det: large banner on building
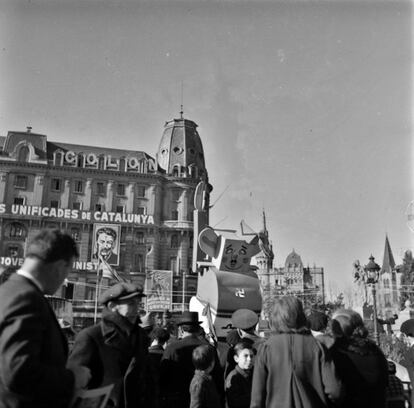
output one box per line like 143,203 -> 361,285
92,223 -> 121,266
145,270 -> 172,312
0,204 -> 154,225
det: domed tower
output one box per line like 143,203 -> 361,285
284,250 -> 304,292
157,113 -> 207,180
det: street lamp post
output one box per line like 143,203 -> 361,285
364,255 -> 381,345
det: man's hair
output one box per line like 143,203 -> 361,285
192,344 -> 215,370
233,341 -> 254,356
96,227 -> 117,241
25,229 -> 79,263
270,296 -> 308,334
149,327 -> 170,344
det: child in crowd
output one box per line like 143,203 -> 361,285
225,341 -> 255,408
189,344 -> 222,408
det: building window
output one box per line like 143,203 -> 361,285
97,182 -> 105,196
50,200 -> 59,208
14,175 -> 27,189
95,203 -> 103,212
18,146 -> 30,162
171,234 -> 179,249
117,184 -> 125,196
116,205 -> 125,213
171,210 -> 178,220
13,197 -> 25,205
62,282 -> 74,300
51,178 -> 61,191
137,186 -> 146,198
74,180 -> 83,193
137,206 -> 146,215
134,253 -> 144,272
70,227 -> 80,242
384,279 -> 390,289
73,202 -> 82,210
135,232 -> 144,244
170,256 -> 178,275
172,190 -> 180,201
8,222 -> 26,239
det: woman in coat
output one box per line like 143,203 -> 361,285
250,296 -> 343,408
330,309 -> 388,408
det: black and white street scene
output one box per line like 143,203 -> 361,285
0,1 -> 413,407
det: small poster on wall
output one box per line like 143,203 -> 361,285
145,270 -> 173,312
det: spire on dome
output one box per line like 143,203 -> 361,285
381,234 -> 395,274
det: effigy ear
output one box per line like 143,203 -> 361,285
247,235 -> 261,257
198,227 -> 220,259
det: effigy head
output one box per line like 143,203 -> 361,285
198,227 -> 260,273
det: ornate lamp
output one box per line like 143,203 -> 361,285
364,255 -> 381,344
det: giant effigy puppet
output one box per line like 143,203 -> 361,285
189,226 -> 263,339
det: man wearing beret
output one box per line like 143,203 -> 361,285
160,311 -> 224,408
68,282 -> 149,408
0,229 -> 91,408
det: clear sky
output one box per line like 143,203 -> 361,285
0,0 -> 412,291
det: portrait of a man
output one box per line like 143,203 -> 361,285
92,224 -> 120,266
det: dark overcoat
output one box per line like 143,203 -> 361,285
0,274 -> 74,408
68,308 -> 149,408
331,338 -> 388,408
160,334 -> 224,408
250,332 -> 343,408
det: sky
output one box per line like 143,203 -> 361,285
0,0 -> 412,292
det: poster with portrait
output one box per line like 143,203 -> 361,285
92,223 -> 121,266
145,270 -> 172,312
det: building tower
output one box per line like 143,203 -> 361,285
378,234 -> 399,316
255,210 -> 274,289
156,113 -> 210,306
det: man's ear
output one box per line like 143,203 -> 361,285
233,353 -> 239,363
107,301 -> 116,311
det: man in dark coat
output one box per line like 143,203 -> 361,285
0,229 -> 91,408
160,311 -> 224,408
68,282 -> 149,408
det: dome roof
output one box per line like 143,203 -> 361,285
157,117 -> 207,178
285,249 -> 303,268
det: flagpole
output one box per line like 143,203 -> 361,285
94,255 -> 102,324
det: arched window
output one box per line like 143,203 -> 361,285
18,146 -> 30,162
172,165 -> 180,177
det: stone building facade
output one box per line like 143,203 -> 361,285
0,115 -> 210,327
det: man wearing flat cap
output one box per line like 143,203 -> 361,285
160,311 -> 224,407
69,282 -> 149,408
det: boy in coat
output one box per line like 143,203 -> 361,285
225,341 -> 254,408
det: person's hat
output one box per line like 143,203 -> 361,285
400,319 -> 414,337
176,311 -> 202,326
231,309 -> 259,330
99,282 -> 146,305
307,311 -> 328,332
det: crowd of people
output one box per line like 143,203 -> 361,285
0,229 -> 412,408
